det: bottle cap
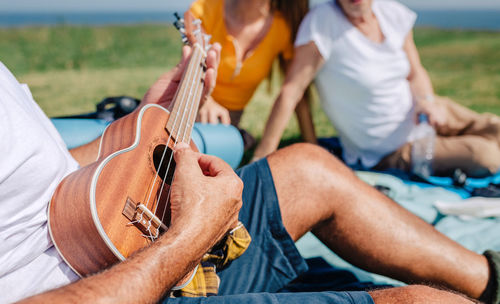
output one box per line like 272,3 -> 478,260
418,113 -> 429,123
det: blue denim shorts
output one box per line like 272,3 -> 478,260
165,159 -> 374,304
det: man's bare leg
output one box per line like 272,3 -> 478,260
267,143 -> 489,299
369,285 -> 476,303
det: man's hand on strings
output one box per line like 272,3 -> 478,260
168,143 -> 243,250
140,43 -> 221,109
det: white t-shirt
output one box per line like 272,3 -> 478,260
0,62 -> 79,303
296,0 -> 417,167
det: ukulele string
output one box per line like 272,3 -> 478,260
143,75 -> 186,212
142,50 -> 201,239
154,50 -> 204,219
143,46 -> 202,212
159,56 -> 205,225
154,47 -> 204,207
147,47 -> 202,214
152,47 -> 205,220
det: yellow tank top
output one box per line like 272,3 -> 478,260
189,0 -> 294,111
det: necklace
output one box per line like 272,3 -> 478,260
225,0 -> 273,78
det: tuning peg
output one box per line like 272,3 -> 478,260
173,13 -> 185,30
192,19 -> 202,44
174,12 -> 185,25
173,20 -> 184,32
173,12 -> 189,44
174,26 -> 188,44
203,34 -> 212,44
203,34 -> 212,52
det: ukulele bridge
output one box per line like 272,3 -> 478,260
122,198 -> 168,239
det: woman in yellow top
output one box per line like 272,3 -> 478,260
185,0 -> 314,145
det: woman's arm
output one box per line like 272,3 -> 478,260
252,41 -> 325,161
404,31 -> 446,127
295,94 -> 317,144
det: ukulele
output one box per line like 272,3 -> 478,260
48,16 -> 210,285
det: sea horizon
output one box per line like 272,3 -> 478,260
0,9 -> 499,31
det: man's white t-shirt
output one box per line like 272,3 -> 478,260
0,62 -> 79,303
296,0 -> 417,167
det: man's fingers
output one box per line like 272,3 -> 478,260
174,142 -> 190,150
171,45 -> 192,82
155,44 -> 191,82
183,11 -> 196,44
206,43 -> 221,70
181,45 -> 192,63
214,43 -> 222,66
202,68 -> 216,100
197,153 -> 234,177
160,45 -> 192,86
173,143 -> 203,178
201,43 -> 221,101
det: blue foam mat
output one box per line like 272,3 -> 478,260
50,118 -> 244,169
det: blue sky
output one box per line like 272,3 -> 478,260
1,0 -> 500,12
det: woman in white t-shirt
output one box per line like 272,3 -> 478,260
252,0 -> 500,177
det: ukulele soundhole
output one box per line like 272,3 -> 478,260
152,144 -> 176,185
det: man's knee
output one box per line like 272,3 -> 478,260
369,285 -> 475,304
470,142 -> 500,176
436,138 -> 500,177
271,143 -> 345,170
268,143 -> 360,184
267,143 -> 359,199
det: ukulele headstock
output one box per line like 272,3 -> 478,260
173,12 -> 212,53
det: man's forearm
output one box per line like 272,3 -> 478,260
69,136 -> 102,167
20,226 -> 208,304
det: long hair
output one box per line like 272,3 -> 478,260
269,0 -> 313,115
268,0 -> 309,76
271,0 -> 310,43
270,0 -> 315,140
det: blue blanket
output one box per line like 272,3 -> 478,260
296,170 -> 500,286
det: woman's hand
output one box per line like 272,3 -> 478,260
415,96 -> 447,128
197,96 -> 231,125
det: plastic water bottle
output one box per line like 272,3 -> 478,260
411,113 -> 435,178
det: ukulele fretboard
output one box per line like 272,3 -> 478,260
166,43 -> 207,144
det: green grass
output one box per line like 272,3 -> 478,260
413,28 -> 500,112
1,24 -> 499,148
0,25 -> 182,115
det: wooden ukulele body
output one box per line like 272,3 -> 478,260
49,104 -> 196,277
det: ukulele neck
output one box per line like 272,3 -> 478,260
166,43 -> 207,144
